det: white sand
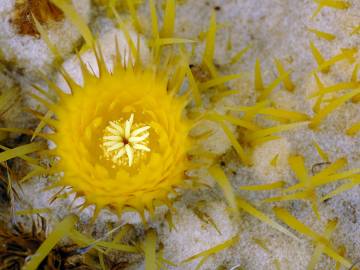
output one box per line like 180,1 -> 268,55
0,0 -> 359,269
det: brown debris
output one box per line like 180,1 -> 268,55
190,64 -> 212,83
11,0 -> 64,37
0,162 -> 21,207
0,217 -> 90,270
0,166 -> 12,206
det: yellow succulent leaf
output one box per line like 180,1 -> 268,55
182,235 -> 239,264
308,28 -> 336,41
254,59 -> 264,92
23,215 -> 78,270
51,0 -> 94,47
0,142 -> 44,163
346,121 -> 360,136
310,88 -> 360,129
239,180 -> 285,191
273,207 -> 328,244
238,197 -> 298,240
209,165 -> 238,211
313,140 -> 329,162
248,122 -> 309,141
274,59 -> 295,92
203,11 -> 217,65
160,0 -> 176,38
144,229 -> 157,270
288,155 -> 309,183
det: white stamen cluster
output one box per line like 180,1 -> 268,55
101,113 -> 151,167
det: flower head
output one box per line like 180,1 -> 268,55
11,0 -> 217,221
36,44 -> 195,218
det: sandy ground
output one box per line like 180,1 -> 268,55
0,0 -> 359,269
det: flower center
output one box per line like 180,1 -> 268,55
101,113 -> 151,167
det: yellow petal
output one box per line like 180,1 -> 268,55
107,142 -> 125,152
131,126 -> 151,137
125,144 -> 134,166
129,133 -> 149,143
133,144 -> 151,152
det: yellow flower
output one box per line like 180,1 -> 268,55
5,0 -> 228,222
38,47 -> 194,217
